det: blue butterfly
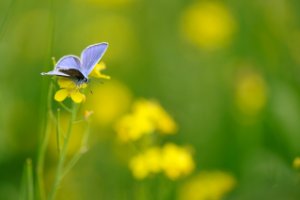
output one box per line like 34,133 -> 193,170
41,42 -> 108,84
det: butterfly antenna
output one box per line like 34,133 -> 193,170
52,57 -> 57,66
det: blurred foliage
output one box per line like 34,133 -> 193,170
1,0 -> 300,199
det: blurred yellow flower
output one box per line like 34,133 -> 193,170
115,99 -> 177,142
84,110 -> 94,120
180,2 -> 236,49
235,70 -> 267,116
117,113 -> 155,141
129,154 -> 149,179
179,171 -> 236,200
89,62 -> 111,80
129,147 -> 161,179
133,100 -> 177,134
54,77 -> 87,103
129,144 -> 194,180
293,157 -> 300,170
143,147 -> 161,173
85,80 -> 132,126
161,143 -> 195,180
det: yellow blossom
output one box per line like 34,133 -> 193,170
54,61 -> 110,104
180,2 -> 236,49
293,157 -> 300,170
116,113 -> 155,142
179,171 -> 236,200
89,62 -> 111,80
115,99 -> 177,142
129,147 -> 162,180
235,70 -> 267,116
143,147 -> 161,173
129,144 -> 194,180
161,143 -> 195,180
129,154 -> 150,179
132,100 -> 177,134
54,77 -> 87,103
84,110 -> 94,120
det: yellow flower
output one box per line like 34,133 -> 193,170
133,100 -> 177,134
115,99 -> 177,142
235,70 -> 267,116
179,171 -> 236,200
161,143 -> 195,180
116,113 -> 155,142
129,144 -> 194,180
128,148 -> 162,180
89,62 -> 110,80
180,2 -> 236,49
84,110 -> 94,120
54,77 -> 87,103
293,157 -> 300,170
143,147 -> 161,173
129,154 -> 149,179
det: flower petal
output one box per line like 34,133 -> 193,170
58,77 -> 76,89
89,62 -> 110,79
70,91 -> 86,103
54,89 -> 69,102
80,83 -> 88,89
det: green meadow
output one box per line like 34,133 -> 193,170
0,0 -> 300,199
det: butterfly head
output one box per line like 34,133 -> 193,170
75,76 -> 89,86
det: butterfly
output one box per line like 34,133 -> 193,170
41,42 -> 108,84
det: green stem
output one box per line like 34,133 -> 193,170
20,162 -> 27,200
58,102 -> 72,113
48,103 -> 78,200
56,109 -> 62,155
36,82 -> 54,200
62,121 -> 91,177
26,158 -> 34,200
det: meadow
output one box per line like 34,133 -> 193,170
0,0 -> 300,199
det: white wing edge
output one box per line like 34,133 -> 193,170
40,70 -> 70,76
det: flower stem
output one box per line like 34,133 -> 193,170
26,158 -> 34,200
20,164 -> 26,200
56,108 -> 62,155
62,120 -> 90,178
36,82 -> 55,200
48,102 -> 78,200
58,102 -> 72,112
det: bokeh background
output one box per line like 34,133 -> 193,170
1,0 -> 300,199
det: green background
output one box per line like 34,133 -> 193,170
1,0 -> 300,199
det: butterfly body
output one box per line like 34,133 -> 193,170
58,68 -> 87,84
41,43 -> 108,84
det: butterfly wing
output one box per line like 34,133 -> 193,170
41,55 -> 81,77
80,43 -> 108,77
55,55 -> 81,70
